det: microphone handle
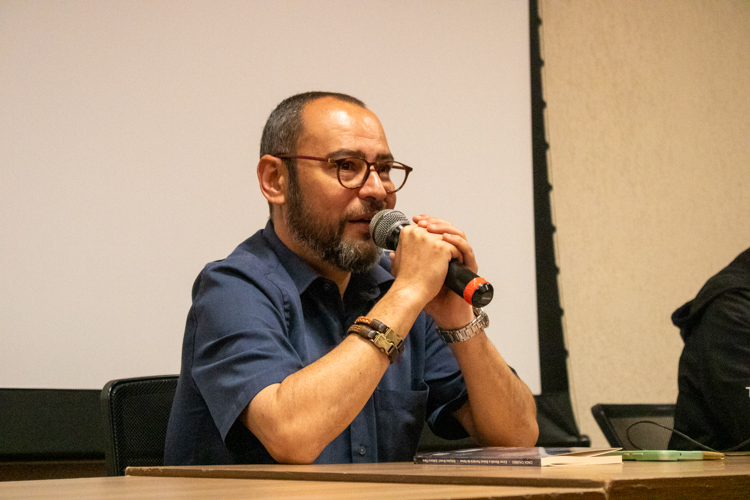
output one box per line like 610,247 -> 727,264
445,259 -> 494,308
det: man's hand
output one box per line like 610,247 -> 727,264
389,214 -> 476,329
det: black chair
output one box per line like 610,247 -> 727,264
591,404 -> 675,450
100,375 -> 178,476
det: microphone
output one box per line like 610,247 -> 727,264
370,209 -> 494,307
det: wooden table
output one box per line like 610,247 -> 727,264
0,475 -> 604,500
126,457 -> 750,499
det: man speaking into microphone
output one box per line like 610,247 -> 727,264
165,91 -> 538,465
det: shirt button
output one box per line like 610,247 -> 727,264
358,445 -> 367,456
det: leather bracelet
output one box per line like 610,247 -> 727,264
436,307 -> 489,343
355,317 -> 390,335
349,317 -> 404,363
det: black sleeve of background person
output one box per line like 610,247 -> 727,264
703,289 -> 750,448
672,289 -> 750,451
670,289 -> 750,451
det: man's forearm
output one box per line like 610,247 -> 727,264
242,283 -> 427,463
243,333 -> 389,463
451,331 -> 539,447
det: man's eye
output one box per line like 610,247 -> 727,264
338,160 -> 357,171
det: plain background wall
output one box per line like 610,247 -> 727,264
540,0 -> 750,447
5,0 -> 747,448
0,1 -> 540,392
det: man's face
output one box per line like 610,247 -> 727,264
283,97 -> 397,273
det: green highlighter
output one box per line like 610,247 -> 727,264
610,450 -> 724,461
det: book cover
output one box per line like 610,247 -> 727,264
414,447 -> 623,467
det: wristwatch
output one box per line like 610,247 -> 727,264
349,317 -> 404,363
436,307 -> 489,343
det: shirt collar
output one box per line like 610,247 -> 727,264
261,220 -> 394,295
261,220 -> 319,294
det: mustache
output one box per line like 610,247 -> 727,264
337,200 -> 387,239
347,200 -> 386,220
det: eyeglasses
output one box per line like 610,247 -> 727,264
273,154 -> 413,193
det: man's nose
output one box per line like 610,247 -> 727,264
358,168 -> 388,200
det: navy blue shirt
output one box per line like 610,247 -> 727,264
164,221 -> 469,465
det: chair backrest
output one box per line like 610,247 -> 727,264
591,404 -> 675,450
100,375 -> 178,476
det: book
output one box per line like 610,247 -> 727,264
414,447 -> 623,467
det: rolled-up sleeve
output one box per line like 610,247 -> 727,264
191,260 -> 304,442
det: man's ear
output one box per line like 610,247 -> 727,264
257,155 -> 287,206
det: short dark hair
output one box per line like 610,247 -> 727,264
260,92 -> 367,216
260,91 -> 366,158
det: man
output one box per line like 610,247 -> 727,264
164,91 -> 538,465
669,247 -> 750,451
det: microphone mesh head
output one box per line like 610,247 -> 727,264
370,209 -> 409,249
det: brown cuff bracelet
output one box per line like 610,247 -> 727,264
349,317 -> 404,364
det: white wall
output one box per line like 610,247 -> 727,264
1,1 -> 539,392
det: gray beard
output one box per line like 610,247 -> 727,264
285,179 -> 385,273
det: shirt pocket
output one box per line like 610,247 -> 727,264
373,388 -> 428,462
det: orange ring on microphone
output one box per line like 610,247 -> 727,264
463,277 -> 489,304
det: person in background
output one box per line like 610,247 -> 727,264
669,247 -> 750,451
164,91 -> 538,465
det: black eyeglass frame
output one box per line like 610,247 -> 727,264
272,154 -> 413,193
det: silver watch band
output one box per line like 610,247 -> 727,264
436,307 -> 489,343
